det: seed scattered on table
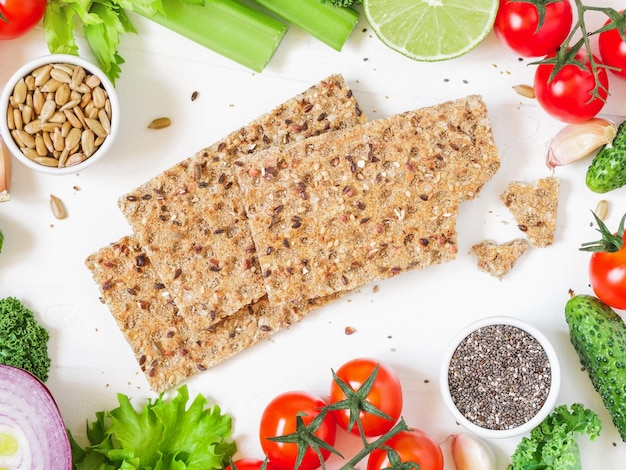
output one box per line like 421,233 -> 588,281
447,323 -> 551,430
148,117 -> 171,129
50,194 -> 67,219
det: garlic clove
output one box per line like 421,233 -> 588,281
0,137 -> 11,203
546,118 -> 617,169
451,433 -> 496,470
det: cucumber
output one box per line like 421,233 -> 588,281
565,294 -> 626,441
586,119 -> 626,193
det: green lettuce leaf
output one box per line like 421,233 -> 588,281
69,385 -> 236,470
508,403 -> 602,470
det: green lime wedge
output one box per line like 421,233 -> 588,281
364,0 -> 499,61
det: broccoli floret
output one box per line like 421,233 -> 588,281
321,0 -> 362,7
0,297 -> 51,382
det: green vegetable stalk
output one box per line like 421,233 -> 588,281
508,403 -> 601,470
252,0 -> 360,51
44,0 -> 288,83
133,0 -> 288,73
0,297 -> 51,382
70,385 -> 236,469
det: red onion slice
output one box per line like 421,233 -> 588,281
0,364 -> 71,469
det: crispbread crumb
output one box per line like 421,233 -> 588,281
500,177 -> 560,248
472,239 -> 528,279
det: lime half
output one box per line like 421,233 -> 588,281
364,0 -> 499,61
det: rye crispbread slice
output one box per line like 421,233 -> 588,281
117,75 -> 367,329
235,95 -> 500,306
500,177 -> 560,248
86,235 -> 339,392
472,239 -> 528,279
85,236 -> 198,392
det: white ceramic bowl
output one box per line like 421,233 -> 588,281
0,54 -> 119,175
440,316 -> 561,439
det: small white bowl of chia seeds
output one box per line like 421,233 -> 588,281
440,316 -> 561,439
0,54 -> 119,175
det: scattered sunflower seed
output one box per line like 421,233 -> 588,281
512,84 -> 535,99
595,200 -> 609,221
50,194 -> 67,219
148,117 -> 171,130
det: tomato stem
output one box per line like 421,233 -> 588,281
337,418 -> 413,470
529,0 -> 625,104
580,211 -> 625,253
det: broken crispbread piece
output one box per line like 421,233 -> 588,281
235,95 -> 500,306
118,75 -> 367,329
85,236 -> 198,392
472,239 -> 528,279
500,176 -> 560,248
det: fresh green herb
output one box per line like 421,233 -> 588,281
0,228 -> 3,253
523,0 -> 626,103
0,297 -> 51,382
321,0 -> 362,7
70,385 -> 237,470
508,403 -> 601,470
43,0 -> 287,84
253,0 -> 360,51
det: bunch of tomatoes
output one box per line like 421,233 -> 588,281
227,358 -> 443,470
494,0 -> 626,123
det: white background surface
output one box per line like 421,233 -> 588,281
1,2 -> 626,468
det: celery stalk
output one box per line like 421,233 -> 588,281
251,0 -> 359,51
134,0 -> 287,72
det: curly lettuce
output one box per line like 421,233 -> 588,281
508,403 -> 602,470
70,385 -> 237,470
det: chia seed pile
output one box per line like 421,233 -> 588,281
447,323 -> 551,430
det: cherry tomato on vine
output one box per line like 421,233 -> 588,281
534,49 -> 609,123
493,0 -> 573,57
366,429 -> 443,470
0,0 -> 47,40
584,214 -> 626,311
329,358 -> 403,437
226,459 -> 280,470
598,12 -> 626,80
259,391 -> 336,470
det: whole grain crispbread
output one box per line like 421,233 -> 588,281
472,239 -> 528,279
118,75 -> 367,329
500,177 -> 560,248
235,95 -> 500,306
85,236 -> 198,392
86,236 -> 339,391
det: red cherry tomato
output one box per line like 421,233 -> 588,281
493,0 -> 573,57
366,429 -> 443,470
259,391 -> 336,470
598,12 -> 626,80
329,358 -> 403,437
534,49 -> 609,123
589,234 -> 626,311
226,459 -> 280,470
0,0 -> 46,40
